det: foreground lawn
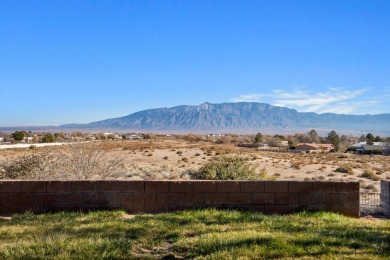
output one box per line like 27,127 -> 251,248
0,209 -> 389,259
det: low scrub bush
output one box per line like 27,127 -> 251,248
1,143 -> 125,180
290,161 -> 301,169
195,155 -> 266,180
335,164 -> 353,174
360,169 -> 381,181
0,152 -> 59,179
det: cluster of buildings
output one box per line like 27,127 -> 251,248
351,141 -> 390,156
257,140 -> 390,155
258,142 -> 335,153
0,132 -> 145,145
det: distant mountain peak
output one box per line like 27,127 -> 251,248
60,102 -> 390,135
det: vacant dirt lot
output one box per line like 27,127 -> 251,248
1,139 -> 389,192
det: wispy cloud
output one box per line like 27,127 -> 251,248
231,94 -> 262,102
232,87 -> 371,114
273,88 -> 368,113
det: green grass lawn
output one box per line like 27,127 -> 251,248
1,209 -> 389,259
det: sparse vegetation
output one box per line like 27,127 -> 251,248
41,133 -> 56,143
290,161 -> 301,169
0,152 -> 59,179
360,169 -> 381,181
195,155 -> 266,180
335,164 -> 354,175
0,143 -> 125,180
1,137 -> 389,191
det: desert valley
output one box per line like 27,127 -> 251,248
1,135 -> 389,193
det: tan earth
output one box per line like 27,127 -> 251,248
1,139 -> 389,193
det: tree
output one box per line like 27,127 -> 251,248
60,143 -> 125,179
254,133 -> 263,143
308,129 -> 319,143
274,134 -> 285,140
339,135 -> 350,151
42,133 -> 56,143
327,130 -> 340,151
365,133 -> 376,144
12,131 -> 25,141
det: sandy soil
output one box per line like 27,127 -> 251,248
1,139 -> 389,192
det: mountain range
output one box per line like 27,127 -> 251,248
59,102 -> 390,135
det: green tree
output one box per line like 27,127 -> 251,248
327,130 -> 340,151
366,133 -> 375,144
274,134 -> 285,140
42,133 -> 56,143
254,133 -> 263,143
12,131 -> 25,141
308,129 -> 319,143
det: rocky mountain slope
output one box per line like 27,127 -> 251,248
60,102 -> 390,134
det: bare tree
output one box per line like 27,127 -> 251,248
59,142 -> 125,179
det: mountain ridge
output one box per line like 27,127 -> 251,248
59,102 -> 390,135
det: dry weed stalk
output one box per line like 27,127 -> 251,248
59,142 -> 125,179
0,149 -> 62,179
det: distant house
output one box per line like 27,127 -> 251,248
0,137 -> 4,142
257,143 -> 270,149
351,142 -> 367,148
22,137 -> 33,144
275,140 -> 289,147
295,143 -> 335,153
126,134 -> 143,140
356,145 -> 389,155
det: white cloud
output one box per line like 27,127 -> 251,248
231,94 -> 262,102
232,87 -> 371,114
272,88 -> 368,113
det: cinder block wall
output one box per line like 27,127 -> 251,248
0,181 -> 359,217
381,180 -> 390,217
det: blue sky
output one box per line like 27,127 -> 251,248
1,0 -> 389,126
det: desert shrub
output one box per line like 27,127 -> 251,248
360,169 -> 381,181
335,164 -> 353,174
163,156 -> 169,160
1,143 -> 127,180
290,161 -> 301,169
59,143 -> 125,179
195,155 -> 265,180
1,152 -> 60,179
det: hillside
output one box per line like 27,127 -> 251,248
60,102 -> 390,134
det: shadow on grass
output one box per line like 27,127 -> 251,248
1,209 -> 389,259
